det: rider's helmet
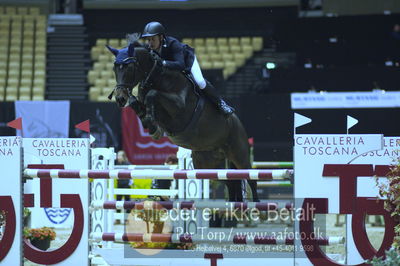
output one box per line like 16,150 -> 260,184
141,21 -> 166,38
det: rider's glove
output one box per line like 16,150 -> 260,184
150,51 -> 164,67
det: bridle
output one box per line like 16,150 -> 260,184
108,49 -> 161,101
107,57 -> 138,100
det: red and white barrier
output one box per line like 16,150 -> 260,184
90,232 -> 344,246
115,161 -> 293,169
90,200 -> 293,211
24,168 -> 293,180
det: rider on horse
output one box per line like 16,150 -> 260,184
141,21 -> 235,116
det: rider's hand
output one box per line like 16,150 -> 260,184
150,51 -> 164,67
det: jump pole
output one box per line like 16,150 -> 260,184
23,169 -> 293,180
90,200 -> 294,211
90,232 -> 345,246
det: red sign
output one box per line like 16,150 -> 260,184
121,108 -> 177,165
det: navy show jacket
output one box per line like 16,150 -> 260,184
160,36 -> 195,72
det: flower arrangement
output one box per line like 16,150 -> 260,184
367,248 -> 400,265
24,227 -> 56,241
368,159 -> 400,265
376,160 -> 400,249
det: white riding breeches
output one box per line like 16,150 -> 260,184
191,56 -> 207,89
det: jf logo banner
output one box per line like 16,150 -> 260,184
121,107 -> 177,165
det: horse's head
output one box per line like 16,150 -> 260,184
106,41 -> 153,107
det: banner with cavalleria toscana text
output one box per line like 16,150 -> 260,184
0,137 -> 22,265
121,107 -> 177,165
23,138 -> 90,229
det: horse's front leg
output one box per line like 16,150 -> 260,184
143,89 -> 157,126
141,89 -> 162,137
128,95 -> 156,131
129,95 -> 164,138
128,95 -> 146,119
141,89 -> 185,138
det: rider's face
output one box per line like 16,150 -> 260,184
145,35 -> 162,50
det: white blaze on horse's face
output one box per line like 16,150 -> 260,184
144,35 -> 162,51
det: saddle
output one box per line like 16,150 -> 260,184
182,71 -> 202,97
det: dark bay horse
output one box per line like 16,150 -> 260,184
107,40 -> 258,202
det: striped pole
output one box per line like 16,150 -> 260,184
90,200 -> 294,211
252,162 -> 293,169
115,162 -> 294,169
24,169 -> 293,180
90,232 -> 344,246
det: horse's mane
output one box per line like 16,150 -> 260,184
126,32 -> 145,48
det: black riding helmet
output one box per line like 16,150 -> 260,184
141,22 -> 166,38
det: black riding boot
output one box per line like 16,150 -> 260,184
203,81 -> 235,115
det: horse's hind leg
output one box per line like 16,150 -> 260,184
225,162 -> 244,202
225,116 -> 259,202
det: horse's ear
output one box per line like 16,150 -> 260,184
128,42 -> 135,57
106,45 -> 118,56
